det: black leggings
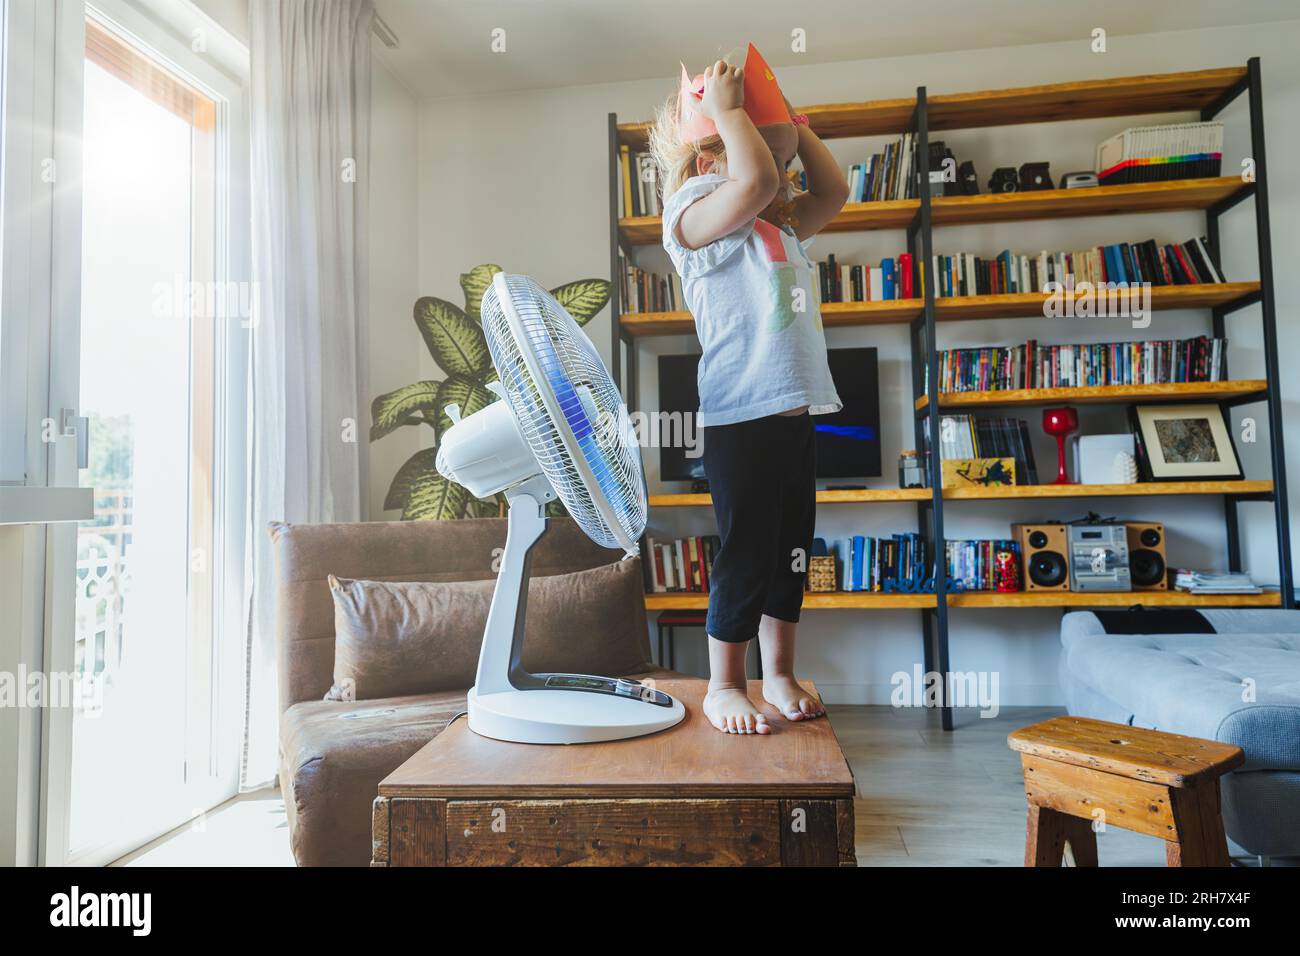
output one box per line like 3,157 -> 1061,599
702,413 -> 816,643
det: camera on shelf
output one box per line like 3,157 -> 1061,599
1018,162 -> 1053,191
988,167 -> 1019,193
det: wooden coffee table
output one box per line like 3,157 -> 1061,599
372,679 -> 856,867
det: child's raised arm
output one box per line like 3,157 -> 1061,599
674,61 -> 781,251
789,120 -> 850,241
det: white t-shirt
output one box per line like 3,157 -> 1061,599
662,173 -> 842,427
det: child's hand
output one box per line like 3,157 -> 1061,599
698,60 -> 744,119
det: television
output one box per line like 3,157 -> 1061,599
657,348 -> 881,482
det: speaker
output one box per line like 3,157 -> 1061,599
1013,523 -> 1071,591
1126,522 -> 1168,590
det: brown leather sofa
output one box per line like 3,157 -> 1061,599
272,517 -> 676,866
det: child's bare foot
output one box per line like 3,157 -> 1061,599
762,674 -> 825,721
703,684 -> 771,735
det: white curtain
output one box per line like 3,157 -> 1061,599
243,0 -> 374,788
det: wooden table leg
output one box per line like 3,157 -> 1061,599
1167,781 -> 1230,867
1025,805 -> 1098,867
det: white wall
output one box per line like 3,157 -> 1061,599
409,22 -> 1300,705
366,54 -> 422,519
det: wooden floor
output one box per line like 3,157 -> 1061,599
115,705 -> 1283,867
833,704 -> 1177,866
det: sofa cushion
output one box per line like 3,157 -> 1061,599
1061,629 -> 1300,771
326,559 -> 651,701
280,690 -> 466,867
272,517 -> 627,709
280,667 -> 683,866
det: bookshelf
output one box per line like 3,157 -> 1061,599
606,61 -> 1293,730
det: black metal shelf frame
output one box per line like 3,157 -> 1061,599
606,58 -> 1294,732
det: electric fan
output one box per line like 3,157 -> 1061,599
436,273 -> 686,744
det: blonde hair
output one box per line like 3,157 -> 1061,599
648,89 -> 726,200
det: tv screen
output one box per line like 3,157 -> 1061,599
657,348 -> 881,482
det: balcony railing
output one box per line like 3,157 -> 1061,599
75,487 -> 132,680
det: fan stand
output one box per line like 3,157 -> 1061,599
468,480 -> 686,744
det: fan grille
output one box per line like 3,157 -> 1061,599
481,275 -> 647,550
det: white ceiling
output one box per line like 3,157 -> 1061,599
373,0 -> 1300,100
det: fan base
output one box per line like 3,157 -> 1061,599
468,683 -> 686,744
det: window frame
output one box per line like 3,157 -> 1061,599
35,0 -> 251,867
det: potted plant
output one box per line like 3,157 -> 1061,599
371,264 -> 610,519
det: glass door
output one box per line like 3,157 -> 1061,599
55,7 -> 247,864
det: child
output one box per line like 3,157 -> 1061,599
649,46 -> 849,735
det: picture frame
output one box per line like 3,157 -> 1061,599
1128,403 -> 1243,481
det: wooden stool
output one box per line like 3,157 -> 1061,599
1008,716 -> 1244,867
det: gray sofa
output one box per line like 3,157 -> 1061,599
1059,608 -> 1300,858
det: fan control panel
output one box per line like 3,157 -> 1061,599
542,674 -> 674,707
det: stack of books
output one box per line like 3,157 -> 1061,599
945,539 -> 1021,591
935,335 -> 1229,393
829,533 -> 929,592
934,414 -> 1038,485
642,535 -> 720,593
816,253 -> 914,302
1173,570 -> 1262,595
618,147 -> 661,217
1096,122 -> 1224,186
618,257 -> 681,313
931,236 -> 1224,298
844,133 -> 919,202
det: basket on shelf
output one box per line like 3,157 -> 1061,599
808,555 -> 838,592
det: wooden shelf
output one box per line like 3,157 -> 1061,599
932,281 -> 1258,322
949,590 -> 1280,609
926,67 -> 1248,133
645,589 -> 1279,611
621,298 -> 923,337
930,177 -> 1248,228
616,67 -> 1247,149
918,379 -> 1267,411
650,480 -> 1270,508
621,283 -> 1257,337
645,592 -> 935,611
619,197 -> 917,245
944,479 -> 1272,500
620,178 -> 1248,246
650,488 -> 931,508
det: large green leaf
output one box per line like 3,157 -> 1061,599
370,380 -> 441,441
413,297 -> 491,376
467,495 -> 504,518
459,264 -> 503,325
383,446 -> 439,512
549,279 -> 611,327
435,374 -> 497,438
403,472 -> 469,521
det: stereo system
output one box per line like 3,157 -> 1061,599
1012,522 -> 1168,593
1068,524 -> 1131,592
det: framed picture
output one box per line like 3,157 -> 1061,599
1129,403 -> 1243,481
